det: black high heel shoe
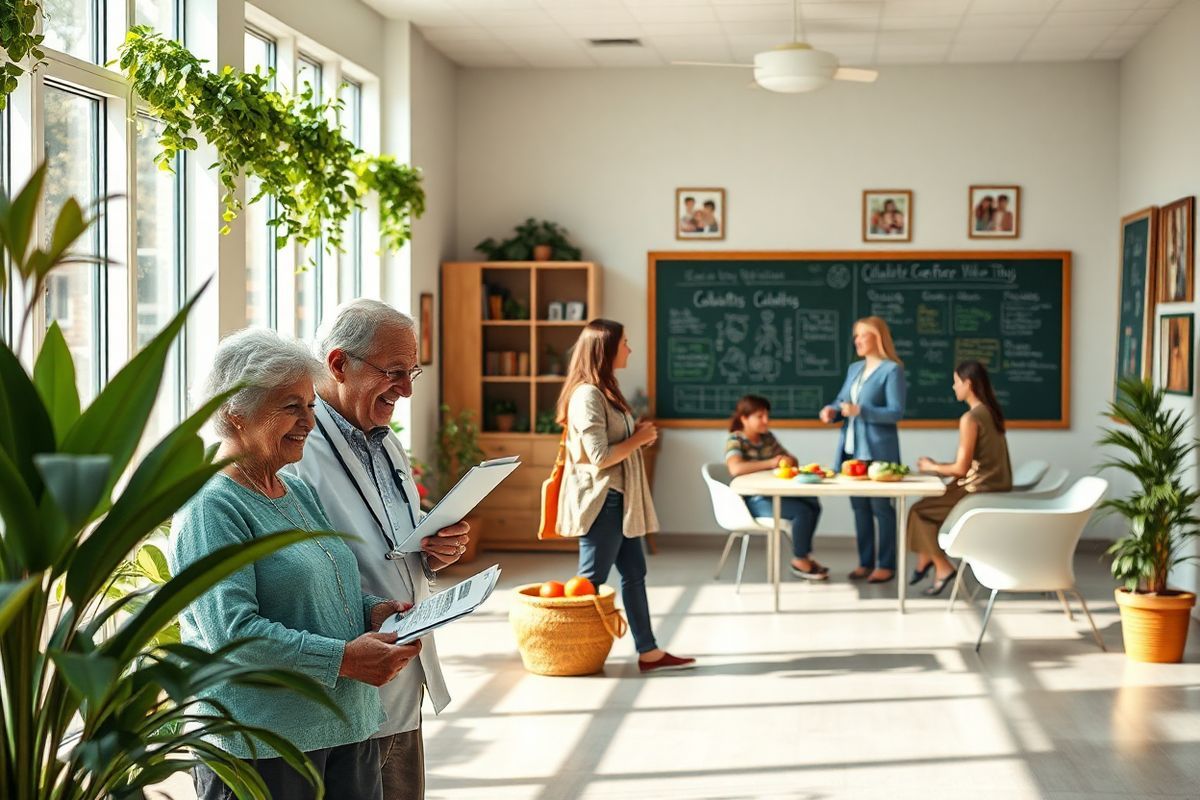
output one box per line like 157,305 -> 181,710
922,568 -> 958,597
909,562 -> 934,586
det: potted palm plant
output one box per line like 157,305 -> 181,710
1099,377 -> 1198,662
0,166 -> 333,797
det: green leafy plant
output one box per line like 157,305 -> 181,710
0,0 -> 45,111
475,218 -> 582,261
389,421 -> 435,510
436,403 -> 484,498
118,27 -> 425,259
534,410 -> 563,435
490,399 -> 517,416
1099,377 -> 1200,594
0,165 -> 337,799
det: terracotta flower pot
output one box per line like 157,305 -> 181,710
532,244 -> 553,262
1115,588 -> 1196,663
495,413 -> 516,433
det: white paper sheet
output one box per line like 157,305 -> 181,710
380,564 -> 502,644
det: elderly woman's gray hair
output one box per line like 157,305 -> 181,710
204,328 -> 324,437
317,299 -> 415,361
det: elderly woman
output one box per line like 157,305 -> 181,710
170,328 -> 420,800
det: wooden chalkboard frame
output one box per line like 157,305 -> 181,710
648,250 -> 1072,430
1115,207 -> 1158,403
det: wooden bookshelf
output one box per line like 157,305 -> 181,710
441,261 -> 601,551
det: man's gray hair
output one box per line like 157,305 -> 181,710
316,298 -> 416,361
204,328 -> 324,438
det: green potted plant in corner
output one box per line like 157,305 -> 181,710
1099,377 -> 1199,662
475,218 -> 582,262
0,166 -> 333,798
436,404 -> 486,562
490,399 -> 519,433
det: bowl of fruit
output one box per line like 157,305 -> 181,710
868,462 -> 910,482
772,456 -> 799,480
793,462 -> 834,483
839,458 -> 870,480
510,576 -> 626,676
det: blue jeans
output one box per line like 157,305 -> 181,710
850,496 -> 896,570
578,490 -> 658,654
745,495 -> 821,559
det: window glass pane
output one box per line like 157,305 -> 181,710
245,29 -> 276,327
298,56 -> 322,105
338,80 -> 362,302
43,85 -> 103,403
42,0 -> 100,63
135,0 -> 178,37
295,254 -> 319,341
136,116 -> 182,443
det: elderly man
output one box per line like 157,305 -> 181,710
292,299 -> 471,800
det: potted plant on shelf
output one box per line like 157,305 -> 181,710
491,399 -> 519,433
436,404 -> 486,562
1099,377 -> 1198,662
475,218 -> 583,262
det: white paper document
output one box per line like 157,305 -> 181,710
380,564 -> 502,644
394,458 -> 521,552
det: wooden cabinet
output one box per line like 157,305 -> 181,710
441,261 -> 601,551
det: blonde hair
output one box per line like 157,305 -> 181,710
854,316 -> 903,366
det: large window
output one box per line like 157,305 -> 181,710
339,78 -> 363,303
243,27 -> 276,328
136,115 -> 184,444
295,53 -> 323,341
41,0 -> 102,64
42,83 -> 106,402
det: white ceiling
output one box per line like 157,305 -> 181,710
364,0 -> 1179,69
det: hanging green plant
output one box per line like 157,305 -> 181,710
117,26 -> 424,257
0,0 -> 46,111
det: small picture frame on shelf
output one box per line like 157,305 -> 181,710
547,301 -> 565,321
565,301 -> 586,321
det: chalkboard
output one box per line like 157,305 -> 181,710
1115,208 -> 1157,398
648,251 -> 1071,429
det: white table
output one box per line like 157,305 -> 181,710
728,472 -> 947,613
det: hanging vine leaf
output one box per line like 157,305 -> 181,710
117,26 -> 424,259
0,0 -> 46,111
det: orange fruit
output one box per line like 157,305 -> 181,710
539,581 -> 565,598
564,576 -> 597,597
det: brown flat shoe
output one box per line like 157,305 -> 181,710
848,567 -> 871,580
867,569 -> 895,584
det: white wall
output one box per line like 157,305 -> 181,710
1119,0 -> 1200,599
455,62 -> 1121,539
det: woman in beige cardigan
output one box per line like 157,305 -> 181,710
555,319 -> 695,674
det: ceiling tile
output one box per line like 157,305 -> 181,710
961,13 -> 1046,29
800,2 -> 883,21
490,25 -> 566,40
522,51 -> 597,67
1029,25 -> 1116,48
875,43 -> 950,63
1020,48 -> 1098,62
1056,0 -> 1142,9
421,24 -> 496,41
1143,0 -> 1181,7
1102,24 -> 1152,45
543,6 -> 637,25
641,21 -> 725,36
1127,7 -> 1172,25
969,0 -> 1056,12
1044,10 -> 1135,27
713,3 -> 793,23
802,17 -> 878,34
721,19 -> 791,37
953,27 -> 1037,46
561,22 -> 642,38
880,16 -> 961,31
882,0 -> 969,16
450,0 -> 540,8
877,28 -> 955,46
806,31 -> 878,48
947,43 -> 1025,63
588,45 -> 666,66
628,5 -> 718,23
648,35 -> 733,61
463,8 -> 555,26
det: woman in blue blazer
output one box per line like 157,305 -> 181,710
819,316 -> 907,583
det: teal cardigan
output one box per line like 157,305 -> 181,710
169,473 -> 387,758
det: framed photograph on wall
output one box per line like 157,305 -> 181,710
676,187 -> 725,240
1158,196 -> 1195,303
968,185 -> 1020,238
862,189 -> 912,243
1115,207 -> 1158,400
419,292 -> 434,366
1159,313 -> 1193,396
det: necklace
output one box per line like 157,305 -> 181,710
232,464 -> 357,632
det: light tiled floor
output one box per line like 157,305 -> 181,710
158,537 -> 1200,800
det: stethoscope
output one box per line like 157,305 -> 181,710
314,416 -> 419,561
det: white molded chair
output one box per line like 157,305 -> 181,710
938,465 -> 1070,537
701,463 -> 793,592
937,476 -> 1107,653
1011,459 -> 1050,490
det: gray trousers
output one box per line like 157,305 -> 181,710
379,727 -> 425,800
194,738 -> 382,800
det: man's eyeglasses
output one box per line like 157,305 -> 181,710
349,354 -> 423,384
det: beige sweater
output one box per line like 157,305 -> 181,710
556,384 -> 659,538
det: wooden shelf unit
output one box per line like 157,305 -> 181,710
441,261 -> 601,551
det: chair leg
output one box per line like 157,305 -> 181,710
734,534 -> 751,594
1056,590 -> 1074,621
1070,588 -> 1107,652
714,532 -> 739,579
947,565 -> 966,613
975,589 -> 999,653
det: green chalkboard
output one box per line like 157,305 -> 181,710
1115,208 -> 1156,398
649,252 -> 1070,429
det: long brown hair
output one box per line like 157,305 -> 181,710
556,319 -> 631,423
855,315 -> 903,366
955,360 -> 1006,433
729,394 -> 770,432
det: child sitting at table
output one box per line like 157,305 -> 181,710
725,394 -> 826,581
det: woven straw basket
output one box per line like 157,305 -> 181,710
509,584 -> 628,676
